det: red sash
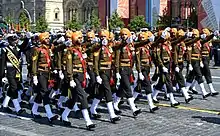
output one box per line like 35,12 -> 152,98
195,41 -> 201,51
38,48 -> 51,67
204,42 -> 210,53
163,45 -> 171,57
103,46 -> 114,86
72,48 -> 87,88
141,47 -> 152,62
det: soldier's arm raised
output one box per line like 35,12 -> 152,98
201,34 -> 214,45
134,40 -> 151,48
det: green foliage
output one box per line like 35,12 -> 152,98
19,11 -> 29,29
5,14 -> 14,25
66,13 -> 82,31
35,15 -> 48,32
156,8 -> 171,29
109,11 -> 124,31
90,11 -> 101,30
128,15 -> 149,31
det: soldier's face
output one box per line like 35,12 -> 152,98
76,36 -> 83,44
44,37 -> 50,45
100,35 -> 107,40
121,33 -> 128,40
87,36 -> 93,42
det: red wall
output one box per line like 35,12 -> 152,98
136,0 -> 146,17
98,0 -> 107,27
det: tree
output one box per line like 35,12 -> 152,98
90,11 -> 101,30
5,15 -> 14,25
109,11 -> 124,31
35,15 -> 48,32
156,7 -> 171,30
19,11 -> 29,30
128,15 -> 149,31
66,13 -> 82,31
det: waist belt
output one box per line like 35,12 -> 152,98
73,67 -> 83,73
202,54 -> 209,57
120,63 -> 131,67
87,62 -> 93,66
38,65 -> 49,71
163,58 -> 170,63
202,51 -> 209,54
100,61 -> 111,65
120,59 -> 130,63
191,56 -> 200,60
192,54 -> 200,57
74,64 -> 82,68
100,63 -> 111,69
178,57 -> 183,62
141,59 -> 149,62
100,67 -> 111,70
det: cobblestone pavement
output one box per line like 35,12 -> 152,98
1,64 -> 220,136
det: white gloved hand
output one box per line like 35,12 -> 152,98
53,70 -> 58,74
200,61 -> 204,68
2,77 -> 8,84
59,70 -> 64,80
96,76 -> 102,84
164,27 -> 171,32
149,35 -> 155,42
86,72 -> 90,79
116,80 -> 120,90
187,32 -> 193,38
26,32 -> 33,39
102,38 -> 108,46
200,34 -> 206,39
70,80 -> 76,88
92,37 -> 100,44
188,64 -> 193,71
33,76 -> 38,86
161,31 -> 167,39
82,53 -> 87,59
65,40 -> 72,47
214,30 -> 219,36
57,36 -> 65,43
116,73 -> 121,80
175,67 -> 180,73
126,37 -> 133,44
162,66 -> 168,73
138,72 -> 145,80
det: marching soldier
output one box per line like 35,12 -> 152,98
90,29 -> 121,123
83,31 -> 98,100
133,31 -> 159,112
171,29 -> 193,103
31,32 -> 59,122
113,28 -> 150,116
185,29 -> 219,98
152,29 -> 180,107
200,28 -> 219,96
60,31 -> 96,129
1,34 -> 26,115
56,31 -> 73,110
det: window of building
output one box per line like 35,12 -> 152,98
54,8 -> 60,21
55,13 -> 58,19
